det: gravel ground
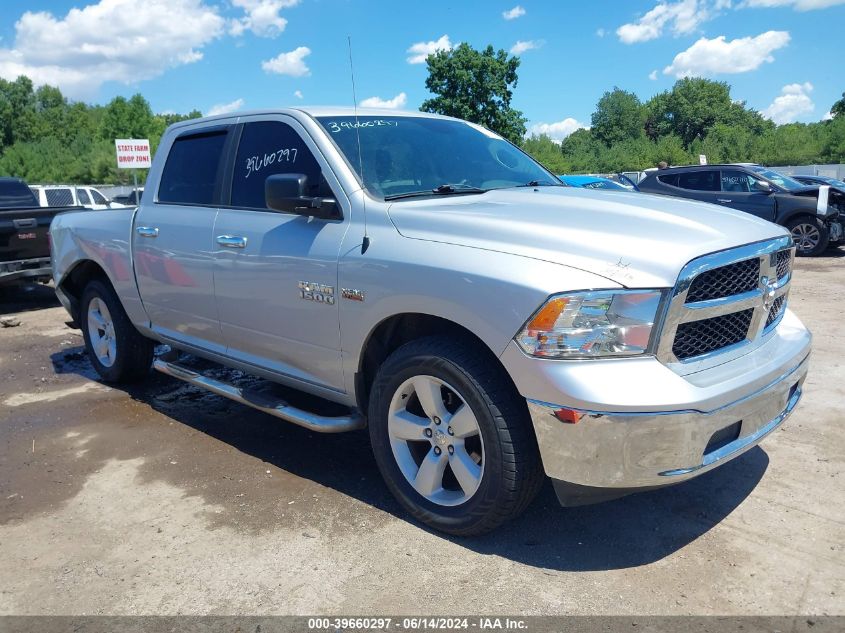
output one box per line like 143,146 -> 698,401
0,252 -> 843,616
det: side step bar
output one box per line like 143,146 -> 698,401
152,359 -> 365,433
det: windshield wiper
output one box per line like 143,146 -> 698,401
384,184 -> 488,201
513,179 -> 564,188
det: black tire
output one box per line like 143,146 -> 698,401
80,278 -> 154,383
787,216 -> 829,257
368,336 -> 544,535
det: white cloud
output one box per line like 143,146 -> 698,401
823,111 -> 834,121
261,46 -> 311,76
229,0 -> 299,38
206,98 -> 244,116
406,35 -> 452,64
742,0 -> 845,9
649,69 -> 659,80
596,28 -> 606,37
617,0 -> 710,44
510,40 -> 543,55
529,118 -> 588,142
294,89 -> 303,99
360,92 -> 407,109
0,0 -> 225,99
663,31 -> 790,77
762,82 -> 815,124
502,5 -> 526,20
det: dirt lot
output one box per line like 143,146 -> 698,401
0,254 -> 843,616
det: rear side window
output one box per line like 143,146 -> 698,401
230,121 -> 330,209
677,170 -> 719,192
657,174 -> 679,187
46,188 -> 74,206
159,130 -> 228,205
77,189 -> 91,205
0,179 -> 38,208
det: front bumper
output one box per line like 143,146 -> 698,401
0,258 -> 52,284
501,309 -> 811,506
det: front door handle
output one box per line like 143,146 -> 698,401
717,198 -> 732,204
136,226 -> 159,238
216,235 -> 248,249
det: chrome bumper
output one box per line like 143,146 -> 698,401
0,257 -> 52,284
502,310 -> 812,505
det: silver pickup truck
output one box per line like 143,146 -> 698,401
50,108 -> 812,535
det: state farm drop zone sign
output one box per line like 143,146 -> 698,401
115,139 -> 152,169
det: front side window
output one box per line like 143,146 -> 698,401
749,167 -> 805,191
91,189 -> 107,204
46,188 -> 74,206
77,188 -> 91,205
316,116 -> 558,200
230,121 -> 329,209
158,130 -> 228,205
677,170 -> 719,192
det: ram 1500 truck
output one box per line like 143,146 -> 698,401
50,109 -> 812,535
1,176 -> 79,285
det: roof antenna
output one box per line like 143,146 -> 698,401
348,36 -> 370,254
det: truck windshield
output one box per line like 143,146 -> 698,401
316,116 -> 559,200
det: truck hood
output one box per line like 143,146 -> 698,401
387,187 -> 787,288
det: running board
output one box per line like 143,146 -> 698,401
152,359 -> 365,433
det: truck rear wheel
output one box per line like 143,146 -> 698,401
368,336 -> 543,535
80,279 -> 154,383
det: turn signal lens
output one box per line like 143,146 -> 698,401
516,290 -> 664,358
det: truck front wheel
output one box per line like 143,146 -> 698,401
368,336 -> 543,535
80,279 -> 154,383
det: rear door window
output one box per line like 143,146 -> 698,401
230,121 -> 330,210
158,130 -> 229,205
77,188 -> 92,205
677,170 -> 719,192
46,188 -> 74,206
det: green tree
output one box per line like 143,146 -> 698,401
420,43 -> 526,143
830,92 -> 845,119
591,87 -> 645,147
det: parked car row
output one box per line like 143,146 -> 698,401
564,163 -> 843,257
30,184 -> 128,210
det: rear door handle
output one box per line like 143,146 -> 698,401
717,198 -> 732,204
136,226 -> 159,238
216,235 -> 248,249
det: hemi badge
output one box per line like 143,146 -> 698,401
341,288 -> 366,302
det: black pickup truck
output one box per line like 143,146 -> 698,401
0,177 -> 79,285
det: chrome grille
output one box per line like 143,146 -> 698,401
776,250 -> 792,280
672,309 -> 754,360
657,237 -> 795,369
765,295 -> 786,328
686,258 -> 759,302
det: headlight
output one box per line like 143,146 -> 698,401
515,290 -> 664,358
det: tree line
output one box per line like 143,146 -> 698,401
0,44 -> 843,185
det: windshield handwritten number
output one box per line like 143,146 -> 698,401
245,147 -> 298,179
326,120 -> 398,133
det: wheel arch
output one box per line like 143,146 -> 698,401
355,312 -> 518,414
56,259 -> 112,324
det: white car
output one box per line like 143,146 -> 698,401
31,185 -> 127,210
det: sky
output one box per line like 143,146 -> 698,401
0,0 -> 843,141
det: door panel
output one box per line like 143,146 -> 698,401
212,117 -> 348,391
718,170 -> 776,221
133,128 -> 230,352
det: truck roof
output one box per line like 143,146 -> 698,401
166,107 -> 456,132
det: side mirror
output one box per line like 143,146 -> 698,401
754,180 -> 773,194
265,173 -> 339,220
